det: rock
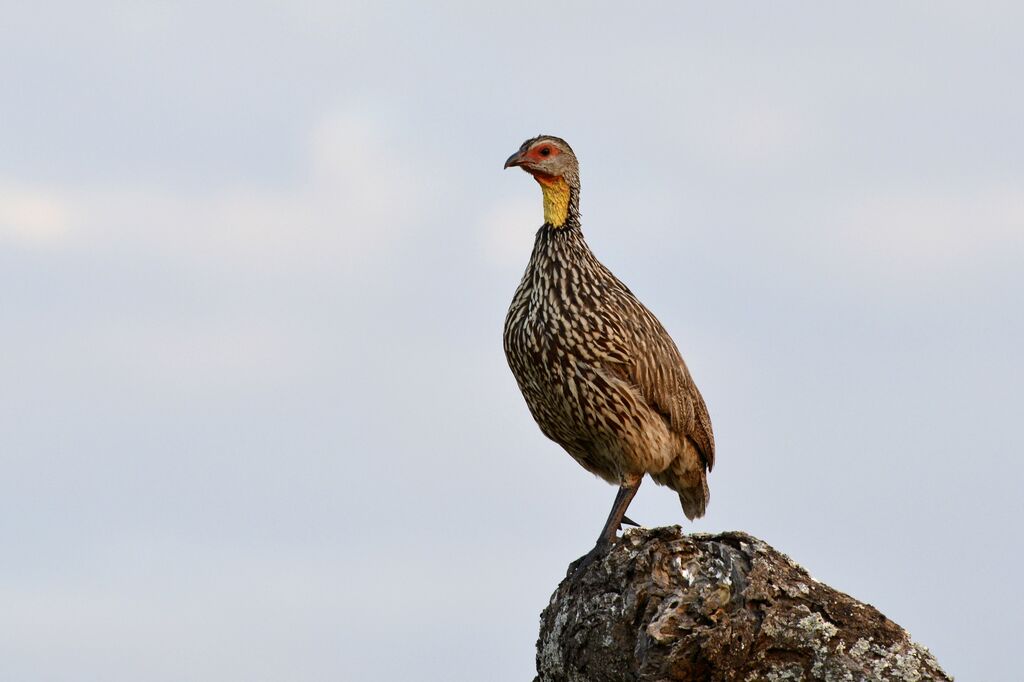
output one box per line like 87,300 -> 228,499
535,527 -> 951,681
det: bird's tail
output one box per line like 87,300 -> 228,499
652,436 -> 710,520
678,475 -> 709,521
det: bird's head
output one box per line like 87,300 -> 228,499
504,135 -> 580,228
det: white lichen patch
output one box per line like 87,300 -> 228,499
760,605 -> 837,648
796,612 -> 839,678
849,638 -> 871,657
868,640 -> 939,682
748,664 -> 805,681
537,608 -> 570,673
813,636 -> 948,682
798,612 -> 838,641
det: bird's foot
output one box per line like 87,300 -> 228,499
566,539 -> 613,578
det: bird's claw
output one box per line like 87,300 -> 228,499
619,515 -> 640,529
566,540 -> 613,578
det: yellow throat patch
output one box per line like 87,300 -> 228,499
534,174 -> 571,227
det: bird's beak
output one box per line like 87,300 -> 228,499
504,150 -> 526,169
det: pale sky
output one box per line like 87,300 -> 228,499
1,3 -> 1022,680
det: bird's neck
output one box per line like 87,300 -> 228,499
533,220 -> 591,266
534,174 -> 580,229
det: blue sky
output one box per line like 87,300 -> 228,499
1,3 -> 1022,680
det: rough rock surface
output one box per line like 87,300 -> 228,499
535,527 -> 951,682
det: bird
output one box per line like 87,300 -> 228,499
502,135 -> 714,572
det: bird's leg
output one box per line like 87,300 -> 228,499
569,478 -> 642,576
595,479 -> 642,544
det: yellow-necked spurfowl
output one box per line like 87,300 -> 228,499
503,135 -> 715,571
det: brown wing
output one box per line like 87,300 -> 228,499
630,316 -> 715,471
597,282 -> 715,472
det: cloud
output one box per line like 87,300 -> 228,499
0,110 -> 432,279
0,536 -> 535,682
0,109 -> 441,400
830,185 -> 1024,278
0,185 -> 75,246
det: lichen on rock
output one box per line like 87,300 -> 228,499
535,527 -> 951,682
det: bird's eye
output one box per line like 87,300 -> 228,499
539,147 -> 551,157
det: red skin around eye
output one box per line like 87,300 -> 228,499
527,145 -> 562,162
